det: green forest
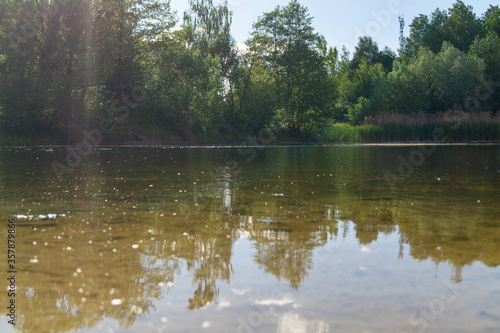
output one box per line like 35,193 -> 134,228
0,0 -> 499,145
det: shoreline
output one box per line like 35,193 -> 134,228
1,141 -> 499,149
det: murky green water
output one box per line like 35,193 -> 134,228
0,145 -> 499,333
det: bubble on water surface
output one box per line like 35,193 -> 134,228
361,246 -> 371,253
111,299 -> 123,306
130,305 -> 143,314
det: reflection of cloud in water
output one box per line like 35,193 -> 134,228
253,295 -> 294,306
277,312 -> 329,333
223,185 -> 232,211
231,288 -> 250,295
217,299 -> 231,310
235,229 -> 251,239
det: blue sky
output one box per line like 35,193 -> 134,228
169,0 -> 494,53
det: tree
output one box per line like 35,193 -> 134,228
384,43 -> 485,114
432,42 -> 485,111
446,1 -> 484,52
403,1 -> 484,56
143,28 -> 224,141
402,14 -> 429,54
225,49 -> 277,135
336,58 -> 387,123
383,48 -> 434,114
0,0 -> 93,143
248,0 -> 331,137
469,32 -> 500,110
0,0 -> 47,134
350,37 -> 395,73
183,0 -> 233,60
410,9 -> 449,54
378,47 -> 396,72
484,5 -> 500,37
143,0 -> 233,141
0,0 -> 175,143
351,36 -> 380,67
182,0 -> 239,136
93,0 -> 175,102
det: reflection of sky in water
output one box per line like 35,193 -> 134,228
277,313 -> 329,333
0,146 -> 499,332
39,225 -> 494,333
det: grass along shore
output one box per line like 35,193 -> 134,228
321,111 -> 500,143
1,111 -> 499,146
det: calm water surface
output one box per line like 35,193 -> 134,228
0,145 -> 499,333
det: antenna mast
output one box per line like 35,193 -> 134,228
399,15 -> 405,48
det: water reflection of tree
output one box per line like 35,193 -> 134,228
3,146 -> 500,332
225,182 -> 337,290
395,200 -> 500,283
331,194 -> 500,283
13,210 -> 236,332
252,232 -> 316,290
182,236 -> 233,310
15,218 -> 180,333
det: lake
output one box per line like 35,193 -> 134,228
1,145 -> 499,333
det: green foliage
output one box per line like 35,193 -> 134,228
144,28 -> 224,140
402,1 -> 484,55
383,43 -> 485,114
0,0 -> 93,142
350,37 -> 395,73
0,0 -> 175,143
248,0 -> 331,138
432,42 -> 485,111
347,97 -> 372,124
322,122 -> 500,143
383,56 -> 432,114
230,63 -> 277,134
469,32 -> 500,110
0,0 -> 499,145
336,57 -> 387,122
446,1 -> 484,52
321,123 -> 381,143
484,5 -> 500,36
